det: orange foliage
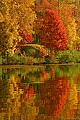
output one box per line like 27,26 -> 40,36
40,70 -> 47,82
59,2 -> 77,49
24,86 -> 34,99
39,46 -> 47,58
50,69 -> 55,79
38,9 -> 68,50
37,76 -> 69,119
22,86 -> 35,103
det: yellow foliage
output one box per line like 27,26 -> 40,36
4,74 -> 39,120
0,12 -> 4,22
68,84 -> 78,107
0,0 -> 36,53
59,2 -> 77,50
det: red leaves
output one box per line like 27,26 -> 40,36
38,9 -> 68,50
24,86 -> 34,99
19,31 -> 33,44
24,32 -> 33,42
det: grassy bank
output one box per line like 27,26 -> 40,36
0,50 -> 80,65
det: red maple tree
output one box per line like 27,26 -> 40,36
38,9 -> 68,50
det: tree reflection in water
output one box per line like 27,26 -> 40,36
35,76 -> 69,120
7,74 -> 39,120
0,65 -> 80,120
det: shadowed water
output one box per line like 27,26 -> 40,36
0,65 -> 80,120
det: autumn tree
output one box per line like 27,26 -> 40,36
74,1 -> 80,50
0,0 -> 36,54
38,9 -> 68,50
42,0 -> 77,50
34,0 -> 51,37
34,0 -> 79,50
58,1 -> 77,50
34,0 -> 60,45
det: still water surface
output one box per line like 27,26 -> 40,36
0,65 -> 80,120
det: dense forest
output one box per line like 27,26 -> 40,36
0,0 -> 80,64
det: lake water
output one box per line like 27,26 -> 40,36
0,65 -> 80,120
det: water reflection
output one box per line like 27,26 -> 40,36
35,76 -> 69,120
0,65 -> 80,120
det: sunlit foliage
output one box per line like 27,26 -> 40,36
0,0 -> 36,54
59,2 -> 77,50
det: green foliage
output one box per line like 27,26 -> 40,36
0,49 -> 80,65
52,50 -> 80,64
20,46 -> 40,58
4,52 -> 45,65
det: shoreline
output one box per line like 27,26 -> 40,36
0,63 -> 80,68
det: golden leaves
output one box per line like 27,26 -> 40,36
0,12 -> 4,22
59,2 -> 77,50
0,0 -> 36,54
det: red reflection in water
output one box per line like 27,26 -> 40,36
24,86 -> 34,99
39,76 -> 69,119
